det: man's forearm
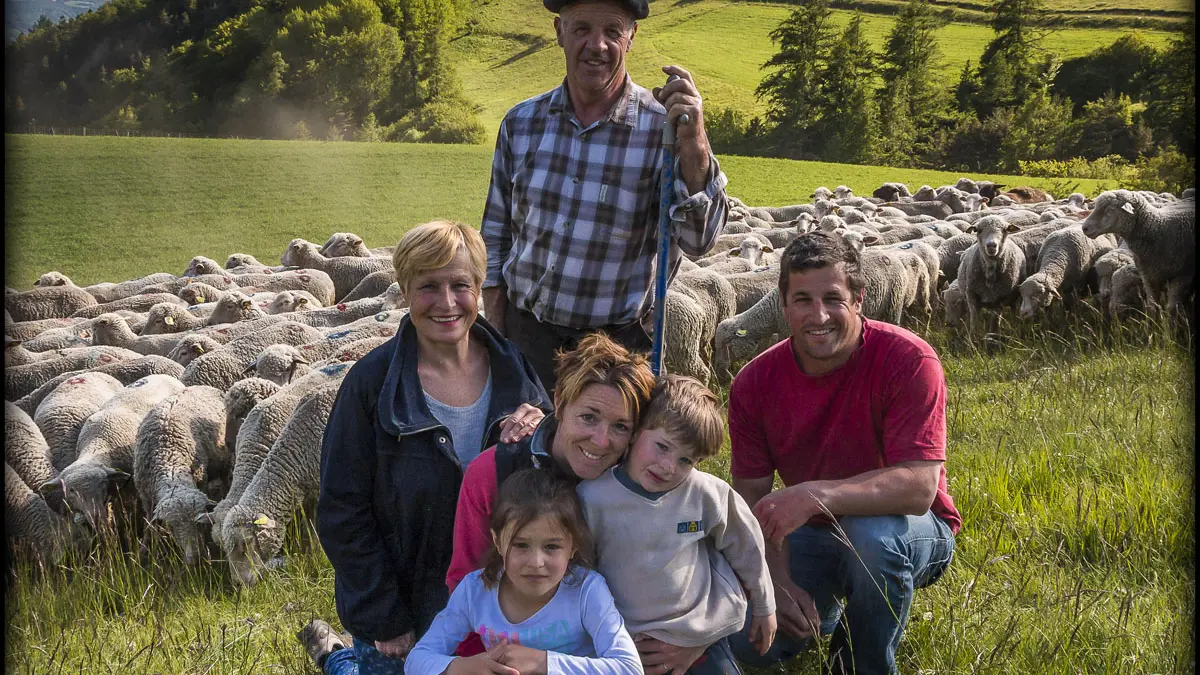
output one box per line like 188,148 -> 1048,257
677,132 -> 711,196
805,462 -> 942,518
482,286 -> 508,336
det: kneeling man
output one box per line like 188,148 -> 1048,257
727,231 -> 961,675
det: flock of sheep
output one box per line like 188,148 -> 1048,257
4,178 -> 1195,586
5,234 -> 405,585
670,180 -> 1195,385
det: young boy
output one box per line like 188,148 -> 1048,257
576,374 -> 777,675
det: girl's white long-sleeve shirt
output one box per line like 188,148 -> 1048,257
404,567 -> 644,675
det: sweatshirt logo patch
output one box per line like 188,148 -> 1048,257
677,520 -> 703,534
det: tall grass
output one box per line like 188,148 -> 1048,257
6,311 -> 1193,673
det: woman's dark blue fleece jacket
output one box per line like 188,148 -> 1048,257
315,314 -> 549,643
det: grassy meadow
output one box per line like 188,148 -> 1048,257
452,0 -> 1183,132
3,134 -> 1116,289
4,133 -> 1195,673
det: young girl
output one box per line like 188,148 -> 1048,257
405,468 -> 643,675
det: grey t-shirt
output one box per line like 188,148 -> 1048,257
424,372 -> 493,468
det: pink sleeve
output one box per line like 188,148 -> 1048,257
882,356 -> 947,463
728,367 -> 774,480
446,447 -> 499,594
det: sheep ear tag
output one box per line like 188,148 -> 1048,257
1121,202 -> 1135,214
736,329 -> 748,337
164,316 -> 175,325
253,514 -> 276,529
195,295 -> 205,303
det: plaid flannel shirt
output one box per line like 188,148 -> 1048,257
481,76 -> 729,329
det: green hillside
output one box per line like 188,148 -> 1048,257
3,134 -> 1111,288
451,0 -> 1181,134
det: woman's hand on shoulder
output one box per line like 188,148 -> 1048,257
499,403 -> 546,444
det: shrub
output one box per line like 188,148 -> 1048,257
1128,146 -> 1195,194
705,105 -> 752,154
389,99 -> 485,144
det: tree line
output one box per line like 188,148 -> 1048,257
708,0 -> 1194,192
4,0 -> 484,143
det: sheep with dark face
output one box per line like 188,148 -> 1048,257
1080,189 -> 1195,321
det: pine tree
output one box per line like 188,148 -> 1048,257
968,0 -> 1054,116
813,14 -> 879,163
755,0 -> 837,157
875,0 -> 946,164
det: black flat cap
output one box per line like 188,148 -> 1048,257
544,0 -> 649,20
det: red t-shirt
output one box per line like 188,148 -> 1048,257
728,319 -> 961,534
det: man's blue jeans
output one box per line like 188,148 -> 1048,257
323,639 -> 406,675
729,512 -> 955,675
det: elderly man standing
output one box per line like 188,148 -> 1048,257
726,231 -> 962,675
481,0 -> 729,392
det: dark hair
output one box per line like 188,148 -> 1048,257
777,230 -> 868,301
637,374 -> 726,462
480,468 -> 595,589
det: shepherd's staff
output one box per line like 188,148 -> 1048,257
650,74 -> 689,377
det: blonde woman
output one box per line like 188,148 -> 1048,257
301,220 -> 550,674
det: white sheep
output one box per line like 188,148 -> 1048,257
712,287 -> 788,386
31,372 -> 126,472
246,345 -> 312,386
5,284 -> 99,322
6,462 -> 88,567
133,385 -> 231,564
183,256 -> 232,278
1080,189 -> 1195,321
43,374 -> 185,534
140,303 -> 208,335
287,296 -> 397,328
339,269 -> 399,303
841,232 -> 930,323
664,268 -> 737,384
16,355 -> 184,419
1093,246 -> 1137,316
71,292 -> 188,320
233,269 -> 339,307
833,185 -> 854,199
1017,225 -> 1102,318
943,279 -> 967,327
6,346 -> 140,401
957,218 -> 1029,335
262,290 -> 323,315
180,321 -> 324,390
165,335 -> 225,368
281,239 -> 392,302
5,316 -> 84,342
82,273 -> 179,304
90,313 -> 193,357
1108,263 -> 1146,321
220,380 -> 345,586
319,233 -> 372,258
205,292 -> 268,326
955,178 -> 979,194
6,401 -> 59,501
5,337 -> 52,367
